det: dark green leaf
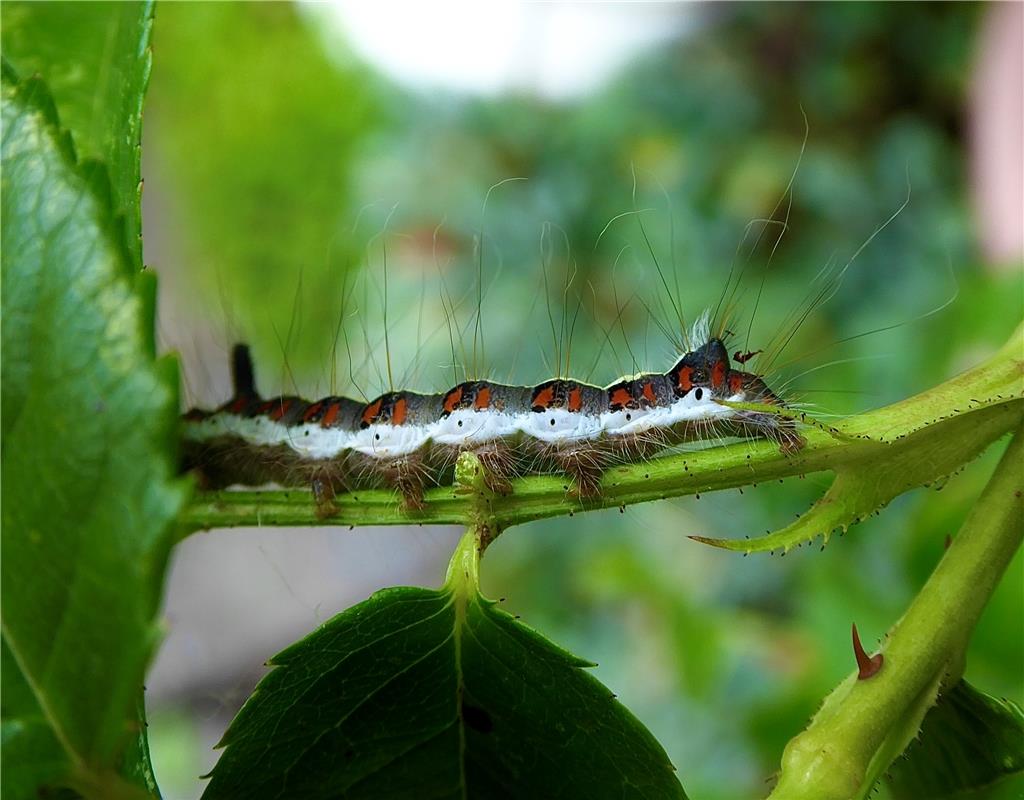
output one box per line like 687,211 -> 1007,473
887,680 -> 1024,799
203,532 -> 687,799
0,70 -> 186,795
1,0 -> 154,270
1,638 -> 71,800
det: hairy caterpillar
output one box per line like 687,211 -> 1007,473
179,148 -> 919,514
181,309 -> 803,513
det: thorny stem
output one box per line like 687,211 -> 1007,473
767,425 -> 1023,800
179,324 -> 1023,541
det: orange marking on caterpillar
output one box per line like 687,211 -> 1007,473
567,387 -> 582,413
391,397 -> 408,425
361,399 -> 382,427
641,382 -> 656,405
711,359 -> 727,389
269,399 -> 293,421
609,386 -> 633,409
532,386 -> 555,410
320,401 -> 341,427
676,366 -> 693,392
302,401 -> 325,423
443,386 -> 463,414
474,385 -> 491,410
229,398 -> 248,414
728,372 -> 744,395
851,623 -> 883,679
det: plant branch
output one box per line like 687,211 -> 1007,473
767,424 -> 1023,800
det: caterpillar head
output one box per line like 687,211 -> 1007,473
666,337 -> 732,399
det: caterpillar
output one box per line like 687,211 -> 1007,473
180,310 -> 803,514
180,147 -> 915,514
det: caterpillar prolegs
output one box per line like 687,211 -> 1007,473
181,325 -> 804,513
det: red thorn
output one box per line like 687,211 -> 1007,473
852,623 -> 883,679
944,534 -> 952,550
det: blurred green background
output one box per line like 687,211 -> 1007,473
143,3 -> 1022,798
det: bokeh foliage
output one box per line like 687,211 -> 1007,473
139,3 -> 1023,798
146,1 -> 384,377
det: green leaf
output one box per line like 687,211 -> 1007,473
1,638 -> 70,799
0,70 -> 186,796
887,680 -> 1024,799
202,530 -> 687,799
0,0 -> 154,271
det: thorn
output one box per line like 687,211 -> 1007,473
944,534 -> 952,550
852,623 -> 883,679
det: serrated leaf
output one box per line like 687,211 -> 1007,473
1,69 -> 186,797
203,531 -> 687,800
886,680 -> 1024,799
1,0 -> 154,271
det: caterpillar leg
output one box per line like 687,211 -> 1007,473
728,413 -> 806,455
474,442 -> 516,496
297,458 -> 348,519
395,472 -> 426,511
386,457 -> 429,512
778,427 -> 806,455
347,451 -> 429,512
311,477 -> 340,519
553,447 -> 608,500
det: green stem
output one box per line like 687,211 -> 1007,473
767,426 -> 1024,800
178,324 -> 1023,539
